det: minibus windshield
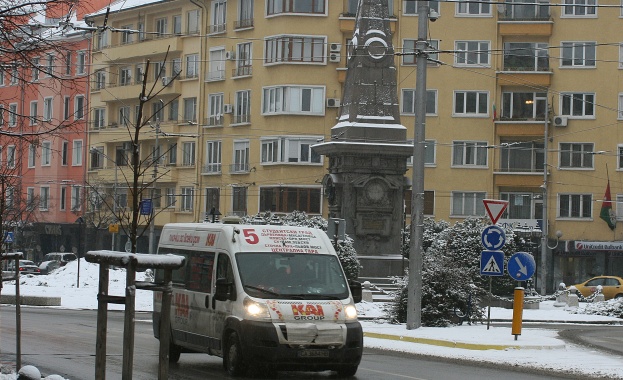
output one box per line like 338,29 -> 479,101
236,252 -> 350,300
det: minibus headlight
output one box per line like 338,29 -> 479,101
344,304 -> 358,320
244,297 -> 270,319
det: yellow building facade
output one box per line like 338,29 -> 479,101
87,1 -> 623,287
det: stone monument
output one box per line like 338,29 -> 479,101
313,0 -> 413,278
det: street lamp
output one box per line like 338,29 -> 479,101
90,147 -> 118,250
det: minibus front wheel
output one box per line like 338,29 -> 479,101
224,331 -> 248,377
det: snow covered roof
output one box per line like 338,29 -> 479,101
87,0 -> 169,18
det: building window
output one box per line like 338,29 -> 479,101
562,0 -> 596,16
457,0 -> 491,16
404,190 -> 435,216
138,21 -> 145,40
232,140 -> 250,173
559,142 -> 594,169
94,70 -> 106,90
42,141 -> 51,166
208,93 -> 224,126
156,17 -> 167,37
7,145 -> 15,168
30,101 -> 38,125
94,108 -> 106,129
40,187 -> 50,210
403,0 -> 438,15
71,186 -> 81,211
501,192 -> 542,220
499,140 -> 544,173
119,106 -> 131,126
184,97 -> 197,122
121,24 -> 133,44
401,89 -> 437,115
234,90 -> 251,124
32,58 -> 40,81
169,100 -> 179,122
73,140 -> 83,166
185,54 -> 199,78
267,0 -> 326,15
27,187 -> 35,210
181,187 -> 194,211
187,9 -> 200,34
135,64 -> 145,84
261,137 -> 322,164
77,51 -> 86,74
8,104 -> 17,126
90,146 -> 104,169
75,95 -> 85,120
232,186 -> 247,215
560,93 -> 595,117
502,92 -> 547,120
453,91 -> 489,116
45,54 -> 54,77
182,141 -> 196,166
260,187 -> 321,213
153,61 -> 166,81
65,51 -> 72,75
262,85 -> 324,115
120,67 -> 132,86
28,144 -> 36,167
504,42 -> 551,72
561,41 -> 596,67
168,143 -> 177,165
265,35 -> 325,64
166,188 -> 176,208
452,141 -> 488,167
205,187 -> 220,215
451,191 -> 486,216
455,41 -> 490,67
173,15 -> 182,35
64,96 -> 70,120
151,102 -> 164,122
62,141 -> 68,165
406,140 -> 436,166
208,48 -> 226,81
402,39 -> 439,65
10,66 -> 18,85
235,42 -> 252,76
558,194 -> 592,218
237,0 -> 254,28
205,140 -> 222,173
210,0 -> 227,34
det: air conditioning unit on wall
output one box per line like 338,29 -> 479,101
329,42 -> 341,63
553,116 -> 568,127
225,51 -> 236,60
326,98 -> 341,108
223,104 -> 233,114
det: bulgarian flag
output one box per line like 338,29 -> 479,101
600,179 -> 616,230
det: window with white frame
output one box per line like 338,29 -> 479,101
168,143 -> 177,165
187,9 -> 200,34
455,41 -> 490,66
60,187 -> 67,210
153,61 -> 166,80
182,141 -> 196,166
261,136 -> 322,164
205,140 -> 222,173
40,186 -> 50,210
208,93 -> 224,126
406,140 -> 436,166
172,58 -> 182,78
28,144 -> 36,167
72,140 -> 83,166
90,146 -> 103,169
26,187 -> 35,210
457,0 -> 491,16
185,54 -> 199,78
93,108 -> 105,129
234,90 -> 251,124
74,95 -> 85,120
120,67 -> 132,85
558,193 -> 592,218
562,0 -> 596,16
135,64 -> 145,84
208,48 -> 225,81
63,96 -> 70,120
454,91 -> 489,116
262,85 -> 324,115
32,58 -> 40,81
237,0 -> 254,28
43,97 -> 52,121
205,187 -> 220,215
41,141 -> 51,166
173,15 -> 182,35
166,188 -> 176,208
451,191 -> 486,216
184,97 -> 197,122
403,0 -> 439,15
265,35 -> 325,64
156,17 -> 167,37
7,145 -> 15,168
619,43 -> 623,69
77,51 -> 86,74
235,42 -> 252,76
452,141 -> 488,167
10,66 -> 18,85
402,89 -> 437,115
62,141 -> 68,165
65,51 -> 72,75
617,194 -> 623,221
233,140 -> 250,173
0,105 -> 4,127
121,24 -> 133,44
560,92 -> 594,117
5,187 -> 13,208
119,106 -> 130,126
94,70 -> 106,90
181,187 -> 194,211
267,0 -> 326,15
71,186 -> 81,210
9,103 -> 17,126
561,42 -> 596,67
210,0 -> 227,34
402,39 -> 439,65
152,102 -> 164,122
559,142 -> 593,169
45,54 -> 54,77
138,21 -> 145,40
169,100 -> 179,122
30,101 -> 38,125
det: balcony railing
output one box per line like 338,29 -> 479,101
232,66 -> 252,78
495,166 -> 544,173
232,114 -> 250,125
234,18 -> 254,29
229,163 -> 250,174
499,1 -> 550,21
202,163 -> 222,174
206,70 -> 225,82
205,116 -> 223,127
209,23 -> 226,34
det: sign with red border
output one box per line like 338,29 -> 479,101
483,199 -> 509,224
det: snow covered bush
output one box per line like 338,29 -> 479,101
571,299 -> 623,318
241,211 -> 361,280
390,218 -> 521,326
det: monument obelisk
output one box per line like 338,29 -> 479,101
313,0 -> 413,277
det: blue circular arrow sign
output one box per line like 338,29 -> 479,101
508,252 -> 536,281
481,225 -> 506,250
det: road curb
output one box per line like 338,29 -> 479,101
363,331 -> 566,350
0,294 -> 61,306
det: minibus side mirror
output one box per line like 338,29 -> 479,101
215,277 -> 233,301
349,280 -> 362,303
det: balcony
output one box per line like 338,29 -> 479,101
209,23 -> 226,35
205,116 -> 223,127
232,66 -> 252,78
101,78 -> 181,102
234,18 -> 254,30
206,69 -> 225,82
232,114 -> 250,125
96,35 -> 183,61
229,163 -> 250,174
202,163 -> 222,175
499,1 -> 550,21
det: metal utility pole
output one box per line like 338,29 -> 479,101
540,94 -> 549,295
407,1 -> 429,330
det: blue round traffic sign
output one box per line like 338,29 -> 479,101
507,252 -> 536,281
481,225 -> 506,250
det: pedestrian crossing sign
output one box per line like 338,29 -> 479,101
480,250 -> 504,276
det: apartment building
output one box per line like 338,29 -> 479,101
86,0 -> 623,289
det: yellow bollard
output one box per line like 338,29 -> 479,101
511,287 -> 524,340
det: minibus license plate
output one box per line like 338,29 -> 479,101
298,349 -> 329,358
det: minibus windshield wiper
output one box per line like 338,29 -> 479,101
243,284 -> 280,297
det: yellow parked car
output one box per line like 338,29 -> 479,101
570,276 -> 623,300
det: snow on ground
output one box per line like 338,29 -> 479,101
2,259 -> 623,379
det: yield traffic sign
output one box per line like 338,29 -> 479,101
483,199 -> 509,224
